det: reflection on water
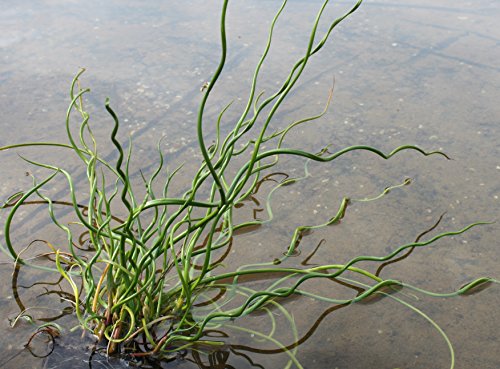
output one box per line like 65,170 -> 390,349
1,0 -> 499,368
10,253 -> 480,369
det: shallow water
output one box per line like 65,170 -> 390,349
1,0 -> 499,368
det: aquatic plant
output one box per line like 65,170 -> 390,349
1,0 -> 497,367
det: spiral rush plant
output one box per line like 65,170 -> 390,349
1,0 -> 497,367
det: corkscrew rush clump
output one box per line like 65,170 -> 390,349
0,1 -> 496,367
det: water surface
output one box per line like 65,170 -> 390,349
1,0 -> 499,368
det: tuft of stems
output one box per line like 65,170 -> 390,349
0,0 -> 496,366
